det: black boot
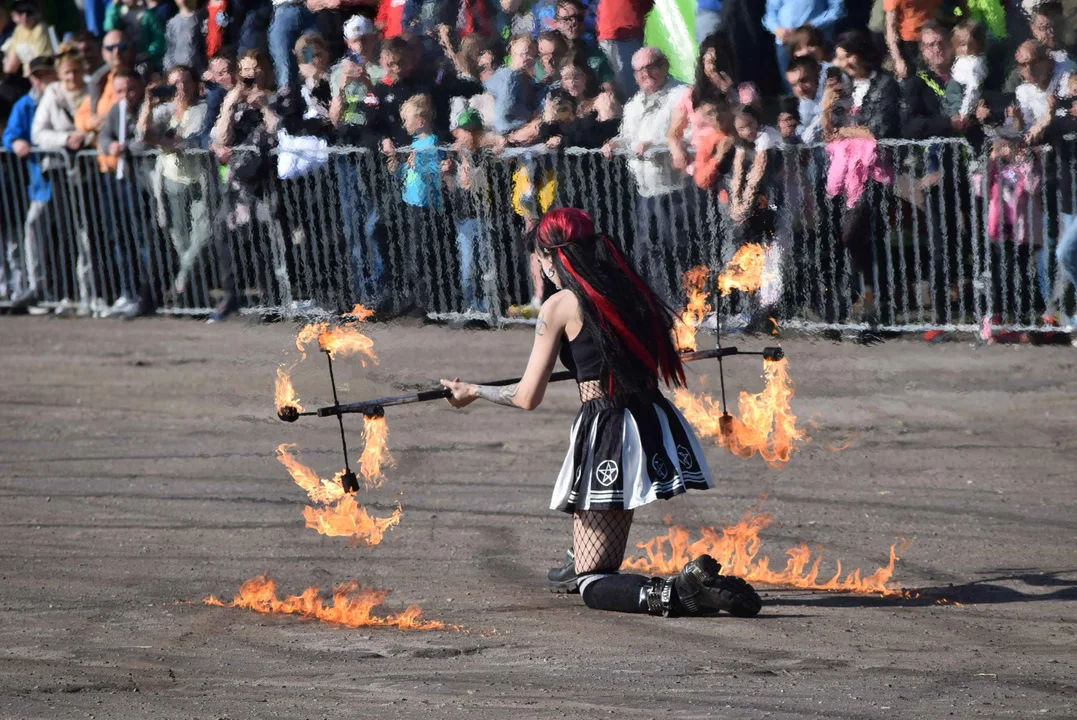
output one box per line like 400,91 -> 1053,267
642,554 -> 762,618
547,548 -> 578,594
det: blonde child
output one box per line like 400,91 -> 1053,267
949,20 -> 988,121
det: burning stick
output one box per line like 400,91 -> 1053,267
293,347 -> 786,422
717,243 -> 766,296
673,266 -> 712,353
623,501 -> 903,596
205,575 -> 454,631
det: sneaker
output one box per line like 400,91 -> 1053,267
547,548 -> 578,594
121,299 -> 157,320
923,330 -> 949,343
9,288 -> 40,311
54,298 -> 78,317
207,294 -> 240,323
102,296 -> 136,318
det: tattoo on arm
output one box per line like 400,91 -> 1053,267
476,383 -> 521,408
536,314 -> 548,337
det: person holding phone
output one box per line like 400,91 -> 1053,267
666,32 -> 735,174
135,64 -> 209,300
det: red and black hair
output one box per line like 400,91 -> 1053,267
531,208 -> 685,395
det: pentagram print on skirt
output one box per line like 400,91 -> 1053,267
549,392 -> 713,513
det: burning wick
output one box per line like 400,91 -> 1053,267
278,405 -> 300,423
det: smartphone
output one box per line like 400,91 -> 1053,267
151,84 -> 176,101
825,66 -> 843,82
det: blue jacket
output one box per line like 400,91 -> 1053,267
2,92 -> 50,204
763,0 -> 844,40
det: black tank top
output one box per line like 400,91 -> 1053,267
558,321 -> 603,382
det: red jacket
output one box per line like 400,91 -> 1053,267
596,0 -> 653,41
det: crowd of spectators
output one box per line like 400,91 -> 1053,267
1,0 -> 1077,332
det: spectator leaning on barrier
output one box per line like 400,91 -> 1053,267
603,46 -> 691,299
2,56 -> 56,308
883,0 -> 943,80
667,32 -> 735,176
330,15 -> 383,145
30,52 -> 99,314
76,30 -> 137,164
103,0 -> 166,73
200,52 -> 236,142
595,0 -> 652,98
762,0 -> 844,80
135,65 -> 210,298
97,68 -> 158,320
65,31 -> 104,80
1012,39 -> 1064,142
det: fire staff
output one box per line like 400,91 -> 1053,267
441,209 -> 762,618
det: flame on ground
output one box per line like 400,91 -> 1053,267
623,503 -> 902,596
303,496 -> 402,545
346,304 -> 375,322
295,322 -> 378,364
359,416 -> 393,488
275,365 -> 303,414
673,266 -> 712,353
204,575 -> 452,631
674,358 -> 807,468
717,243 -> 766,296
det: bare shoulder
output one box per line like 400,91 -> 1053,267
537,290 -> 577,336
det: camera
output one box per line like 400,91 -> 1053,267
151,84 -> 176,101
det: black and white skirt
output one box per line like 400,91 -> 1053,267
550,394 -> 713,513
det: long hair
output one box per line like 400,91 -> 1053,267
531,208 -> 685,396
693,31 -> 735,110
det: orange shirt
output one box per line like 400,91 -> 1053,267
693,128 -> 733,191
884,0 -> 943,43
75,71 -> 120,172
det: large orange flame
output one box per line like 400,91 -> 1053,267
674,358 -> 807,468
275,444 -> 400,544
274,365 -> 303,414
673,266 -> 712,353
623,502 -> 902,596
359,415 -> 393,488
295,322 -> 378,364
276,443 -> 345,504
346,304 -> 375,322
204,575 -> 453,631
303,496 -> 403,545
717,243 -> 766,296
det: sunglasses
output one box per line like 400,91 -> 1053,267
633,61 -> 661,74
103,42 -> 129,52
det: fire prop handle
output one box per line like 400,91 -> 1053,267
278,346 -> 784,423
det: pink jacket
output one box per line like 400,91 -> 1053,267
825,137 -> 894,208
974,159 -> 1044,246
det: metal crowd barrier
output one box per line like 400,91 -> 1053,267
1,139 -> 1074,331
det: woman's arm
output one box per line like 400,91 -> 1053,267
442,291 -> 572,410
666,98 -> 690,171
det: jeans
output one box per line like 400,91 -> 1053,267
1058,212 -> 1077,292
163,177 -> 211,295
633,189 -> 697,302
695,9 -> 722,44
455,217 -> 491,312
101,174 -> 148,301
269,3 -> 316,91
599,38 -> 643,99
336,158 -> 383,306
775,42 -> 791,91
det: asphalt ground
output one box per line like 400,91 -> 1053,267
1,316 -> 1075,719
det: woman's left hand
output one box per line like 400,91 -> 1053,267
441,378 -> 477,408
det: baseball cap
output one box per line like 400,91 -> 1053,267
343,15 -> 376,40
28,55 -> 55,76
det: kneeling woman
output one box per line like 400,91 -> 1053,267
441,208 -> 761,618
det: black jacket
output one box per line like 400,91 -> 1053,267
830,72 -> 902,140
903,69 -> 955,140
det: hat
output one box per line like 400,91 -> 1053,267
343,15 -> 377,40
28,55 -> 55,76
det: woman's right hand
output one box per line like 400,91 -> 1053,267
65,132 -> 85,151
441,378 -> 477,408
670,142 -> 689,172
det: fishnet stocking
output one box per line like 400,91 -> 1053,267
573,509 -> 634,575
578,380 -> 605,402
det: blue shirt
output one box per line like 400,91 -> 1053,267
2,92 -> 50,204
484,66 -> 537,135
697,0 -> 722,13
401,134 -> 443,208
763,0 -> 844,40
